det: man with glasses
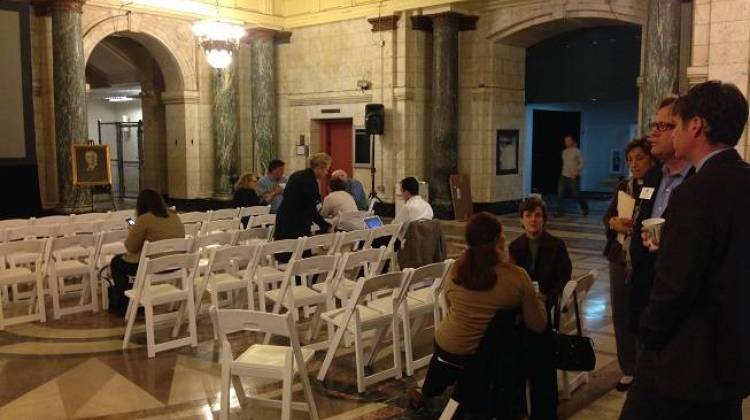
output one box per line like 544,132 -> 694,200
627,97 -> 693,368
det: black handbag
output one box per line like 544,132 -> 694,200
553,290 -> 596,371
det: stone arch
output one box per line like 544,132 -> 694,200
487,0 -> 645,45
82,11 -> 196,92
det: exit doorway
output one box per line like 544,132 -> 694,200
531,110 -> 581,194
320,119 -> 353,196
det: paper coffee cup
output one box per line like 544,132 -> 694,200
642,217 -> 666,243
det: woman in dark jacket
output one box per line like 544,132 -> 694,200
509,196 -> 572,328
273,153 -> 332,247
602,137 -> 654,391
233,173 -> 261,208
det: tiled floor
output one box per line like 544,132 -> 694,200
0,203 -> 637,419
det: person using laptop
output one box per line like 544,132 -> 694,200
393,177 -> 433,226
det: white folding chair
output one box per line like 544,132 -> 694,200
5,225 -> 54,301
208,208 -> 240,222
239,205 -> 270,219
201,218 -> 241,236
58,221 -> 101,237
179,211 -> 209,224
99,218 -> 128,232
391,259 -> 454,376
232,226 -> 271,246
183,222 -> 202,238
0,240 -> 47,328
72,212 -> 108,223
367,198 -> 377,214
33,215 -> 72,225
333,229 -> 371,254
367,223 -> 403,272
253,239 -> 302,311
0,219 -> 31,243
108,209 -> 135,220
203,245 -> 261,338
312,247 -> 386,304
94,229 -> 129,310
46,234 -> 99,319
335,211 -> 371,231
317,269 -> 413,393
265,254 -> 340,346
558,269 -> 597,399
211,308 -> 319,420
298,233 -> 339,258
122,250 -> 200,358
247,214 -> 276,237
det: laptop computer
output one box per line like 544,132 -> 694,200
363,215 -> 384,229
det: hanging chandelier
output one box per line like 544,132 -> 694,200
192,2 -> 246,69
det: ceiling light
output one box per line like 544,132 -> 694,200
192,3 -> 246,70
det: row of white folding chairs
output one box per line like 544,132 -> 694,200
0,217 -> 131,243
178,205 -> 271,225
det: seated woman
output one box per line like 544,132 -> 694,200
409,212 -> 547,409
320,177 -> 358,229
509,197 -> 572,327
233,172 -> 261,208
109,189 -> 185,317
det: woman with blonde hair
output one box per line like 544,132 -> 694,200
233,172 -> 261,208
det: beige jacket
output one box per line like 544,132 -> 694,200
124,211 -> 185,263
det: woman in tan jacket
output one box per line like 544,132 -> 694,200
409,212 -> 547,409
109,189 -> 184,316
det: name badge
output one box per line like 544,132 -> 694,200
639,187 -> 655,200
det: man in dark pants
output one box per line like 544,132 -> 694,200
620,81 -> 750,419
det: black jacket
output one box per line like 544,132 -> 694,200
639,149 -> 750,401
273,168 -> 331,240
233,188 -> 260,208
452,309 -> 527,419
509,231 -> 572,303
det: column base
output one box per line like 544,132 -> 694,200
430,200 -> 455,220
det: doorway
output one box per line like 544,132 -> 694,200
531,110 -> 581,194
320,119 -> 353,195
97,120 -> 142,199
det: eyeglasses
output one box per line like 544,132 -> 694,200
648,122 -> 676,132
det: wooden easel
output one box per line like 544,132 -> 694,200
72,184 -> 117,212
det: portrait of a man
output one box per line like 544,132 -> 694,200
72,144 -> 111,186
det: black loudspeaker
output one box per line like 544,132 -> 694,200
365,104 -> 385,135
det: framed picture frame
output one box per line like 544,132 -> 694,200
71,144 -> 112,187
496,129 -> 519,175
610,149 -> 623,174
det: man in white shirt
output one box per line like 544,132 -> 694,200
556,135 -> 589,217
393,177 -> 433,226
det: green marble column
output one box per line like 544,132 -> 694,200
212,60 -> 239,199
249,29 -> 277,174
51,0 -> 88,210
640,0 -> 682,132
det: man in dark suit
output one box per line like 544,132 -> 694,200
627,97 -> 692,339
620,81 -> 750,419
273,153 -> 332,247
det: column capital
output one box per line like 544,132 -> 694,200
368,14 -> 400,32
411,12 -> 478,33
244,28 -> 292,45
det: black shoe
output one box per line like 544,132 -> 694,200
615,376 -> 633,392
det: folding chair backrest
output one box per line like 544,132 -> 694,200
209,244 -> 259,273
50,233 -> 98,253
58,221 -> 101,236
352,270 -> 410,306
367,198 -> 377,213
233,226 -> 270,245
193,231 -> 233,253
410,259 -> 454,292
141,237 -> 193,261
239,205 -> 270,219
34,215 -> 72,225
340,247 -> 386,276
0,239 -> 46,259
136,253 -> 200,292
179,211 -> 208,224
183,222 -> 202,238
368,223 -> 402,250
108,210 -> 134,220
288,254 -> 339,277
99,218 -> 128,231
209,208 -> 239,221
248,213 -> 276,228
100,228 -> 128,246
72,212 -> 108,223
201,219 -> 240,235
0,219 -> 31,229
299,233 -> 339,256
212,308 -> 294,340
336,229 -> 371,253
7,225 -> 54,241
258,238 -> 300,264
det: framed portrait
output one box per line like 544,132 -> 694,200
610,149 -> 623,174
71,144 -> 112,187
496,129 -> 519,175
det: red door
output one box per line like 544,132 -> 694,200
321,119 -> 353,196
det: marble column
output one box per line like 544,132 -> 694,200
414,13 -> 476,215
249,29 -> 277,174
640,0 -> 681,133
212,60 -> 239,199
51,0 -> 88,210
